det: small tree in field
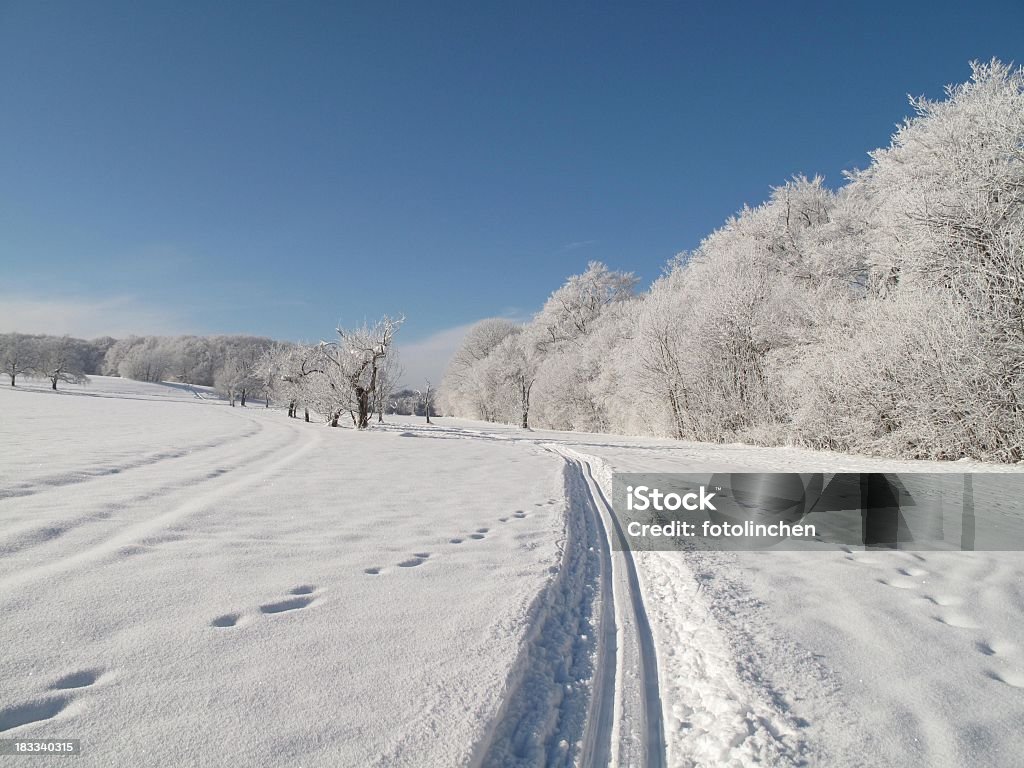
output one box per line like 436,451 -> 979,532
1,333 -> 39,386
338,315 -> 404,429
415,379 -> 434,424
39,336 -> 89,390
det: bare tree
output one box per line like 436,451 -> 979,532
415,379 -> 434,424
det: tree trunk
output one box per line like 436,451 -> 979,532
240,389 -> 247,407
51,378 -> 57,390
304,408 -> 310,423
9,374 -> 15,386
356,386 -> 370,429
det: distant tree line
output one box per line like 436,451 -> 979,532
440,61 -> 1024,463
1,317 -> 416,429
0,332 -> 283,403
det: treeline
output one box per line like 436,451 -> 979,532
440,60 -> 1024,463
1,317 -> 418,426
0,332 -> 283,402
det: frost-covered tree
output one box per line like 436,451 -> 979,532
438,62 -> 1024,461
439,319 -> 519,419
530,261 -> 638,351
1,333 -> 40,386
372,352 -> 403,424
38,336 -> 89,390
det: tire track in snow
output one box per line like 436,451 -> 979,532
0,419 -> 264,501
0,412 -> 286,560
0,412 -> 322,594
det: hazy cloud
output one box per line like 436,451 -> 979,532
393,321 -> 480,387
0,295 -> 191,338
561,239 -> 599,251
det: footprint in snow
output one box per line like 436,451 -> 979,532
976,641 -> 999,657
398,554 -> 430,567
476,528 -> 489,534
933,613 -> 981,630
289,584 -> 316,596
364,567 -> 383,575
211,613 -> 241,628
260,596 -> 314,614
51,669 -> 103,690
878,577 -> 918,590
449,538 -> 464,544
897,566 -> 928,578
985,669 -> 1024,688
513,511 -> 527,519
923,594 -> 962,607
0,697 -> 72,733
469,533 -> 485,540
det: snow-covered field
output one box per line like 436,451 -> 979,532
2,376 -> 1023,767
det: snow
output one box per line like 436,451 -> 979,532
0,378 -> 569,767
3,377 -> 1023,767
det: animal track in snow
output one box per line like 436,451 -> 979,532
260,596 -> 314,614
923,594 -> 963,607
498,517 -> 508,522
398,554 -> 429,567
986,668 -> 1024,688
469,533 -> 485,540
0,697 -> 72,733
211,613 -> 241,628
51,669 -> 102,690
513,511 -> 527,519
897,566 -> 928,577
879,578 -> 917,590
449,538 -> 464,544
933,613 -> 981,630
475,528 -> 489,534
364,567 -> 383,575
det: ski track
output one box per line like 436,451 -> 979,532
0,408 -> 319,593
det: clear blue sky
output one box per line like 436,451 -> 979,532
1,0 -> 1022,368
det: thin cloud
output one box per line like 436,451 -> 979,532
393,320 -> 481,388
0,295 -> 191,338
560,239 -> 599,251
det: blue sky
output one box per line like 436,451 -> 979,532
1,0 -> 1022,380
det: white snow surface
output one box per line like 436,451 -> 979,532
0,378 -> 568,767
2,377 -> 1023,767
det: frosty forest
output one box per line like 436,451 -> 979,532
440,61 -> 1024,463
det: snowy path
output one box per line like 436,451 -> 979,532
553,449 -> 665,768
